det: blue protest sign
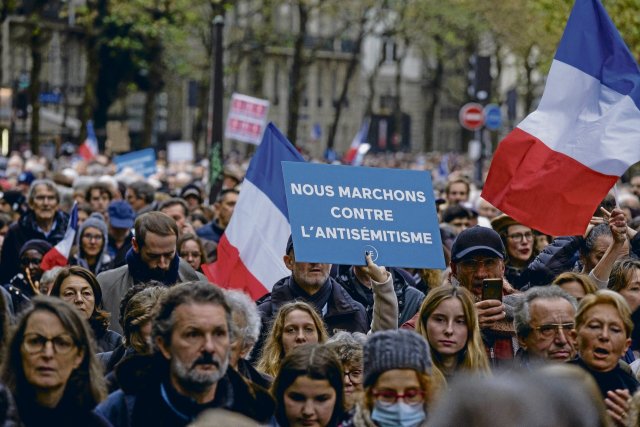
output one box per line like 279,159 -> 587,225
282,162 -> 446,269
114,148 -> 157,177
484,104 -> 502,130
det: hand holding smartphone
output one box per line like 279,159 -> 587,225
482,278 -> 503,301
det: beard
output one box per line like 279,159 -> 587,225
171,350 -> 230,393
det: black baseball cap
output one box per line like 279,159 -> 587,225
451,226 -> 505,262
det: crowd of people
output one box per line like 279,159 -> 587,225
0,148 -> 640,426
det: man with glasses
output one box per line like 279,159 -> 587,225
97,281 -> 275,426
449,226 -> 520,363
514,286 -> 578,366
0,179 -> 68,283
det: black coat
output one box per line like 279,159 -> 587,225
96,354 -> 274,427
258,276 -> 369,336
0,210 -> 69,283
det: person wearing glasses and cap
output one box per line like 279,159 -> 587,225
491,214 -> 538,290
447,226 -> 520,364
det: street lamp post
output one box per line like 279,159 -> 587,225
207,15 -> 225,204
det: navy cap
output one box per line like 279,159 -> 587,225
451,226 -> 505,262
18,171 -> 35,185
108,200 -> 135,229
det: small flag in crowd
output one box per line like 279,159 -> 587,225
482,0 -> 640,236
343,119 -> 370,165
78,120 -> 99,161
41,202 -> 78,271
202,123 -> 305,300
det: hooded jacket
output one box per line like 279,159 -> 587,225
71,213 -> 113,275
96,354 -> 275,427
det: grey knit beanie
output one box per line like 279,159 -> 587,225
78,213 -> 108,246
364,329 -> 432,387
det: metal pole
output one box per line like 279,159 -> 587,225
208,15 -> 225,204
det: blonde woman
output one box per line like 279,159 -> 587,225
416,285 -> 489,380
257,301 -> 329,377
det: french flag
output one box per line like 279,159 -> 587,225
78,120 -> 98,161
343,119 -> 370,165
41,202 -> 78,271
202,123 -> 304,300
482,0 -> 640,236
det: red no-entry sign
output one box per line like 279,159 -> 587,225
459,103 -> 485,130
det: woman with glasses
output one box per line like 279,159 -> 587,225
569,290 -> 638,425
416,285 -> 489,381
491,214 -> 538,289
50,266 -> 122,353
70,213 -> 113,275
177,233 -> 206,273
1,296 -> 108,426
270,344 -> 344,427
258,301 -> 329,377
325,331 -> 366,419
349,329 -> 434,427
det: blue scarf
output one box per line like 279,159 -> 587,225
125,248 -> 180,285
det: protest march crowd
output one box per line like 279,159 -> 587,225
0,141 -> 636,427
0,0 -> 639,425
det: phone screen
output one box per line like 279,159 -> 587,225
482,279 -> 503,301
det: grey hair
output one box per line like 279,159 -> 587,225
514,286 -> 578,339
152,281 -> 233,352
27,179 -> 60,205
581,223 -> 611,257
428,371 -> 602,427
325,331 -> 367,366
40,266 -> 64,285
223,289 -> 261,354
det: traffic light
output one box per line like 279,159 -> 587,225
467,55 -> 491,104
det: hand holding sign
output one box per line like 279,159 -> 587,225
355,251 -> 390,284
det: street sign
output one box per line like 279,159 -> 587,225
484,104 -> 503,130
459,103 -> 485,130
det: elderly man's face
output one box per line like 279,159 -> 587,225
29,184 -> 58,223
451,255 -> 504,298
284,251 -> 331,291
519,298 -> 576,362
157,303 -> 231,394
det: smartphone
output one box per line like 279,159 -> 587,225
482,279 -> 503,301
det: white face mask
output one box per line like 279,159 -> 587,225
371,400 -> 426,427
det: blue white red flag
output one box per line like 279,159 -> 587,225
343,119 -> 370,165
202,123 -> 305,300
482,0 -> 640,236
78,120 -> 99,161
41,202 -> 78,271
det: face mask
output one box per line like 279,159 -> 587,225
371,400 -> 426,427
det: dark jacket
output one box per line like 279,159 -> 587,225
196,220 -> 224,243
95,329 -> 123,353
569,357 -> 639,397
96,354 -> 275,427
0,210 -> 69,283
3,274 -> 35,315
15,391 -> 111,427
107,232 -> 133,268
517,236 -> 583,289
337,267 -> 424,326
258,276 -> 369,336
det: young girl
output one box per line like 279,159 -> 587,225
416,285 -> 489,380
